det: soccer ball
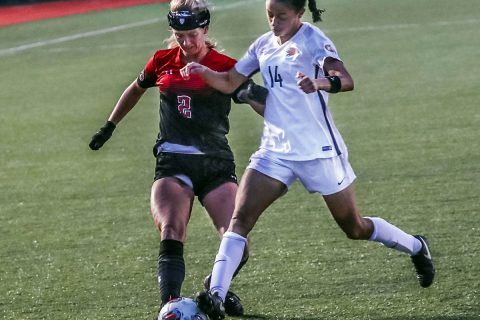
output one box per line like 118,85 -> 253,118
158,297 -> 207,320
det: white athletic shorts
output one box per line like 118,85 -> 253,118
247,150 -> 356,195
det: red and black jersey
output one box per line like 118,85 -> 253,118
137,46 -> 237,160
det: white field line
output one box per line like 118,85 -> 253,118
0,18 -> 162,56
324,18 -> 480,34
0,0 -> 262,57
1,9 -> 478,57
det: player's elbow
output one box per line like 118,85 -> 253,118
225,79 -> 241,94
224,87 -> 237,94
131,80 -> 147,95
224,69 -> 247,94
342,78 -> 354,92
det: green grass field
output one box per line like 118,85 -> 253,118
1,0 -> 479,319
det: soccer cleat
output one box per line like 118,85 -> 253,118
203,274 -> 244,316
224,291 -> 244,316
196,290 -> 225,320
411,235 -> 435,288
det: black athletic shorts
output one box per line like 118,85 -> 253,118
154,152 -> 238,204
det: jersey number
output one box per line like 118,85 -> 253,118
268,65 -> 283,88
177,95 -> 192,119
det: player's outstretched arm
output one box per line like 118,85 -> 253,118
181,62 -> 247,94
89,80 -> 146,150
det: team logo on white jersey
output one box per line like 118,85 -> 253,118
285,44 -> 301,61
325,44 -> 336,53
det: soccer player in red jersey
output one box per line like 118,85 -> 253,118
89,0 -> 266,316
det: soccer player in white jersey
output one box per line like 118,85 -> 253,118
181,0 -> 435,318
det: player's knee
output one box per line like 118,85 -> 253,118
159,221 -> 187,240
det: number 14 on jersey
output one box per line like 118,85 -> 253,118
267,65 -> 283,88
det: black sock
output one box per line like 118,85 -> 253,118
158,239 -> 185,304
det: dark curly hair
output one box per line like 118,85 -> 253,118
277,0 -> 325,22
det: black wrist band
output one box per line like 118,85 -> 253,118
326,76 -> 341,93
103,121 -> 116,132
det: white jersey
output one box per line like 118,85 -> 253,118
235,22 -> 347,160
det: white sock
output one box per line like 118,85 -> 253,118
365,217 -> 422,255
210,231 -> 247,301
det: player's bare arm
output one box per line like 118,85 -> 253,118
181,62 -> 247,94
108,80 -> 147,125
296,57 -> 354,94
181,62 -> 267,116
89,80 -> 147,150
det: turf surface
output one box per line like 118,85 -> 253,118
1,0 -> 479,319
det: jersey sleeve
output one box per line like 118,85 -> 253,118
224,58 -> 237,72
234,40 -> 260,78
212,52 -> 237,72
312,31 -> 342,70
137,54 -> 158,88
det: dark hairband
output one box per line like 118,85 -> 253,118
167,9 -> 210,30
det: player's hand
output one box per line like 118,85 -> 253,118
89,121 -> 116,150
180,62 -> 208,80
296,71 -> 317,93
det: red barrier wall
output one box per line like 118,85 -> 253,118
0,0 -> 169,27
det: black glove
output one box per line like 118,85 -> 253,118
89,121 -> 116,150
232,79 -> 268,105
